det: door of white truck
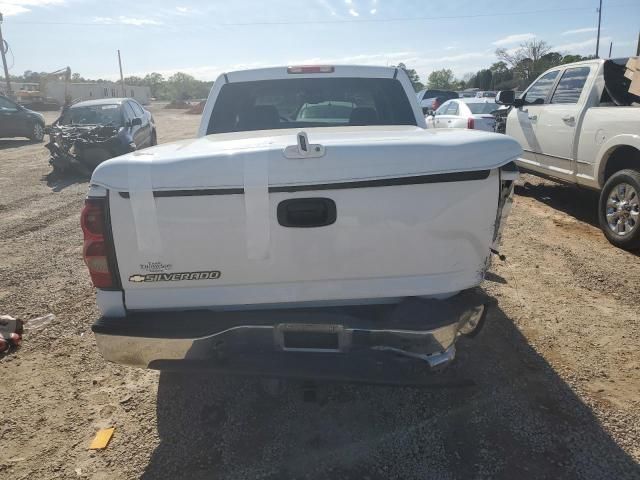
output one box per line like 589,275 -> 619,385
530,65 -> 593,180
507,64 -> 598,183
506,70 -> 559,172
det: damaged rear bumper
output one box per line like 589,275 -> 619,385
92,289 -> 490,381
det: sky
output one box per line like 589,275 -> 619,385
1,0 -> 639,83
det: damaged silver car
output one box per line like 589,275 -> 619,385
46,98 -> 156,175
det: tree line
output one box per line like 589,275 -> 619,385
399,39 -> 595,92
13,39 -> 593,101
13,70 -> 213,101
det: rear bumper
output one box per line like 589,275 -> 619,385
92,289 -> 490,380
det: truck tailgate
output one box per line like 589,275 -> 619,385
108,174 -> 499,310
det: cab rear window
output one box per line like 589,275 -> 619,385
206,77 -> 417,134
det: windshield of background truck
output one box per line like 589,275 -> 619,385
206,77 -> 417,134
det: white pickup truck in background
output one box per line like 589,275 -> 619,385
497,57 -> 640,250
82,65 -> 521,382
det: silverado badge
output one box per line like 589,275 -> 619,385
129,271 -> 221,283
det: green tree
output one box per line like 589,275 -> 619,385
166,72 -> 199,100
472,69 -> 493,89
22,70 -> 41,82
143,72 -> 165,98
561,54 -> 595,64
396,63 -> 424,91
496,39 -> 554,87
427,69 -> 456,89
489,61 -> 514,89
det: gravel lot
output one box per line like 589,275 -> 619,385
0,105 -> 638,479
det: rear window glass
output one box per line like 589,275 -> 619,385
550,67 -> 590,104
445,102 -> 459,115
207,78 -> 416,134
466,102 -> 499,114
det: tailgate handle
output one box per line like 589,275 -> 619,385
277,198 -> 336,228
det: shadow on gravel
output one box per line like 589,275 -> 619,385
515,181 -> 600,228
0,139 -> 36,150
142,305 -> 639,480
42,171 -> 88,192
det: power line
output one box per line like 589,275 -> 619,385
8,3 -> 637,27
595,0 -> 603,58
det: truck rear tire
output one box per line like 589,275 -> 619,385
598,169 -> 640,250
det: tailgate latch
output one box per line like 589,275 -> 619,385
284,131 -> 325,159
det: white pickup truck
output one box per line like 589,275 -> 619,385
496,58 -> 640,250
83,65 -> 521,382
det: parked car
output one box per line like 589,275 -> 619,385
295,100 -> 356,123
416,89 -> 459,114
0,95 -> 46,141
85,65 -> 521,381
497,57 -> 640,249
426,98 -> 501,132
458,89 -> 479,98
475,91 -> 497,98
46,98 -> 156,174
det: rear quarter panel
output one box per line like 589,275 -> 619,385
578,107 -> 640,188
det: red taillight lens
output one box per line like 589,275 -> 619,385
80,201 -> 105,237
81,198 -> 116,289
287,65 -> 335,74
467,117 -> 475,129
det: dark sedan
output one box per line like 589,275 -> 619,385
0,95 -> 46,141
57,98 -> 156,148
47,98 -> 157,174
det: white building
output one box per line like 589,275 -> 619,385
45,81 -> 151,105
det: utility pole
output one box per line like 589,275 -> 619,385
0,13 -> 12,98
595,0 -> 602,58
117,49 -> 125,96
636,30 -> 640,56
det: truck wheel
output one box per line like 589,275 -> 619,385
598,169 -> 640,250
29,122 -> 45,142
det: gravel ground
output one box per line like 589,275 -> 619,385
0,106 -> 638,479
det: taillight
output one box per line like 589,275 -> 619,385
467,117 -> 475,129
81,198 -> 116,289
287,65 -> 334,74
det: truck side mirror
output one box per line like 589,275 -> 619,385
130,117 -> 142,127
495,90 -> 515,105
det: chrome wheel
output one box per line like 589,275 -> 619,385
605,182 -> 639,236
31,123 -> 44,141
